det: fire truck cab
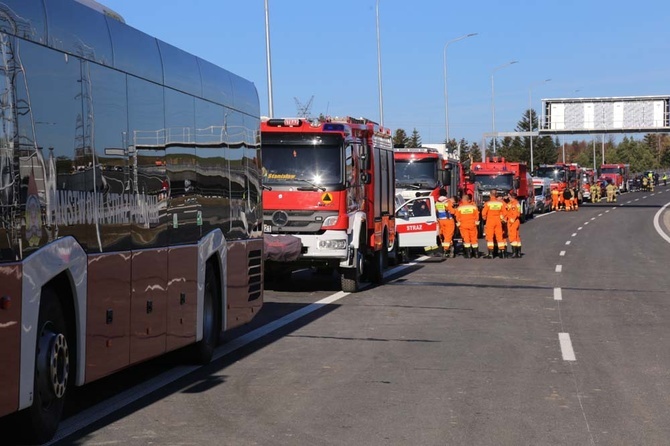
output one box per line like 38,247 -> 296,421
261,117 -> 396,292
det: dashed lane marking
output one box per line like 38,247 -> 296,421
560,251 -> 566,256
643,196 -> 648,199
571,233 -> 577,237
598,213 -> 603,216
627,200 -> 631,204
635,198 -> 640,202
554,288 -> 562,301
605,210 -> 610,213
565,241 -> 571,245
578,227 -> 583,230
584,222 -> 589,225
556,264 -> 563,273
591,217 -> 596,221
559,333 -> 576,361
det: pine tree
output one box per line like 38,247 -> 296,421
393,129 -> 409,148
408,128 -> 422,148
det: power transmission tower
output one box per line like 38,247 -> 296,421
294,95 -> 314,118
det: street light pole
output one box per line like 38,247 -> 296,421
443,33 -> 477,148
264,0 -> 274,118
491,61 -> 518,153
528,78 -> 551,171
375,0 -> 384,126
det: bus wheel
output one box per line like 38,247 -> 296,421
20,288 -> 69,444
191,262 -> 221,364
341,248 -> 363,293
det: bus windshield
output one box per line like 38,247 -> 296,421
535,167 -> 567,183
395,158 -> 438,189
474,173 -> 514,191
262,144 -> 342,186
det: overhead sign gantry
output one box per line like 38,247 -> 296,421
540,95 -> 670,134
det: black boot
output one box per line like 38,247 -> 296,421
483,249 -> 493,259
499,248 -> 507,259
463,247 -> 470,258
471,247 -> 479,259
516,246 -> 522,258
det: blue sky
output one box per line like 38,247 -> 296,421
101,0 -> 670,145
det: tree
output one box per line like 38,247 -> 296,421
393,128 -> 409,148
407,128 -> 422,148
470,142 -> 482,164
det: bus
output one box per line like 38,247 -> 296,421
0,0 -> 263,442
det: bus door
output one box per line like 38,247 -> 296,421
395,196 -> 438,248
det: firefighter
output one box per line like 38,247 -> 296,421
606,181 -> 616,202
570,187 -> 579,210
663,173 -> 667,186
482,189 -> 507,258
562,187 -> 572,211
436,190 -> 456,258
454,193 -> 480,259
590,182 -> 599,203
551,186 -> 560,211
505,191 -> 522,258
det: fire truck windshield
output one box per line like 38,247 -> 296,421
395,158 -> 438,189
474,173 -> 513,191
601,167 -> 620,174
262,144 -> 342,186
535,167 -> 567,183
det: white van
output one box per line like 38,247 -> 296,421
532,177 -> 552,213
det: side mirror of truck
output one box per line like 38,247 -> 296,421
360,172 -> 371,184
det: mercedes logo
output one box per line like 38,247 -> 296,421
271,210 -> 289,227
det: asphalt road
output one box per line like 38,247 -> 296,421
13,185 -> 670,446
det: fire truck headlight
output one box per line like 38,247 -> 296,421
319,239 -> 347,250
321,216 -> 339,227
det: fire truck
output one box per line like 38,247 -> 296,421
535,163 -> 584,204
394,147 -> 464,201
261,117 -> 396,292
600,163 -> 630,192
471,157 -> 534,222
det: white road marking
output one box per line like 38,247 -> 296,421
584,222 -> 589,225
559,251 -> 566,256
555,264 -> 563,273
635,198 -> 639,202
626,200 -> 631,204
534,211 -> 555,219
578,227 -> 583,230
559,333 -> 576,361
598,213 -> 603,216
565,241 -> 571,245
643,196 -> 648,199
48,259 -> 428,444
651,193 -> 656,196
611,207 -> 617,210
554,288 -> 562,301
572,233 -> 577,237
653,202 -> 670,245
605,210 -> 610,213
591,217 -> 596,221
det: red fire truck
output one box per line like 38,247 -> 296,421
600,163 -> 630,192
471,157 -> 534,222
394,147 -> 464,201
534,163 -> 584,204
261,117 -> 396,292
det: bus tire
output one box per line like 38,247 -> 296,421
191,262 -> 221,364
341,248 -> 363,293
19,287 -> 70,444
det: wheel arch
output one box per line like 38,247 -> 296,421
20,237 -> 87,410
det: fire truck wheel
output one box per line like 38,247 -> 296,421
19,287 -> 69,444
370,240 -> 386,284
387,235 -> 398,266
341,248 -> 363,292
191,262 -> 221,364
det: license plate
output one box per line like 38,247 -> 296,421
263,224 -> 272,233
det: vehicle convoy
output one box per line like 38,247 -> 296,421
0,1 -> 264,443
471,157 -> 534,222
261,116 -> 396,293
394,147 -> 464,201
600,163 -> 630,192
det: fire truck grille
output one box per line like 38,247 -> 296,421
263,210 -> 339,234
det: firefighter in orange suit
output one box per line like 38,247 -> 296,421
435,190 -> 456,258
454,193 -> 480,258
551,186 -> 560,211
505,191 -> 522,258
482,189 -> 507,258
